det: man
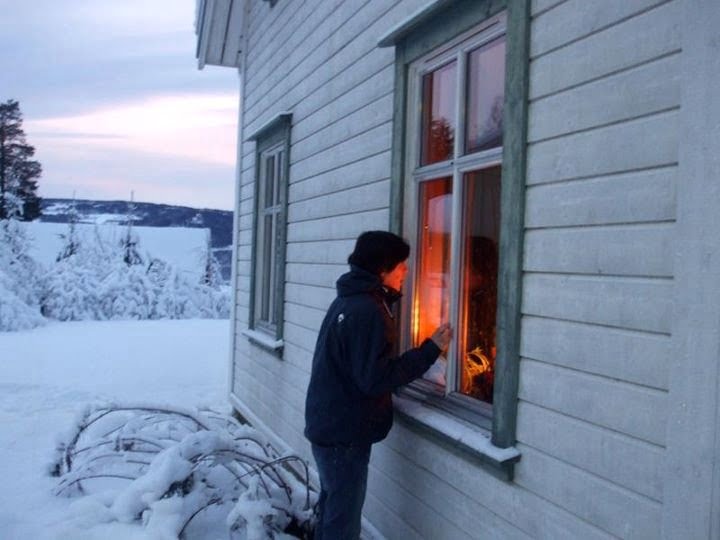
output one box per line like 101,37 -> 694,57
305,230 -> 452,539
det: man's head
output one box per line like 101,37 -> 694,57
348,230 -> 410,290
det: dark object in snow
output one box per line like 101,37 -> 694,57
50,403 -> 317,539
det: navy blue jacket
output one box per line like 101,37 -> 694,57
304,266 -> 441,446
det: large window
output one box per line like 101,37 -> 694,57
408,18 -> 506,407
248,113 -> 291,348
381,0 -> 529,471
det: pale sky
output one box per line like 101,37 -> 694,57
0,0 -> 239,210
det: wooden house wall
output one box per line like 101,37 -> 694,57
230,0 -> 693,538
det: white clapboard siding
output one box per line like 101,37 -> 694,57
363,493 -> 426,540
517,402 -> 665,501
523,224 -> 674,277
243,0 -> 328,82
528,53 -> 680,142
519,359 -> 668,446
290,122 -> 392,184
289,152 -> 391,202
242,346 -> 309,406
243,0 -> 363,109
531,0 -> 566,16
530,1 -> 681,99
288,179 -> 390,224
286,208 -> 389,243
285,238 -> 356,265
520,316 -> 670,390
522,273 -> 673,334
383,423 -> 616,540
243,2 -> 398,130
278,326 -> 314,358
284,283 -> 335,312
291,93 -> 394,164
369,456 -> 516,540
524,166 -> 676,228
371,443 -> 535,540
526,109 -> 678,185
530,0 -> 668,57
292,65 -> 394,145
243,0 -> 291,54
514,445 -> 662,539
285,262 -> 344,289
283,302 -> 326,333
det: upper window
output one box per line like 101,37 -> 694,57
407,17 -> 507,408
248,114 -> 291,347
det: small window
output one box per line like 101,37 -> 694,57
249,114 -> 291,345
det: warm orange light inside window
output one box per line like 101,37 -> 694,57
413,177 -> 453,356
459,167 -> 501,402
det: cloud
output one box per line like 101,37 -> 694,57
1,0 -> 239,210
26,93 -> 239,166
36,143 -> 236,210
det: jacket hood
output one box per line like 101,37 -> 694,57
337,265 -> 402,304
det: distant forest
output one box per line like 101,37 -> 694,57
40,198 -> 233,248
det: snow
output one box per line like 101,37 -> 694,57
21,221 -> 210,282
0,319 -> 232,539
392,394 -> 520,463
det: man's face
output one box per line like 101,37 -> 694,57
381,260 -> 408,291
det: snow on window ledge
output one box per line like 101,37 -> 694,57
241,328 -> 284,354
393,393 -> 520,480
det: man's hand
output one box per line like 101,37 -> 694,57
430,323 -> 453,351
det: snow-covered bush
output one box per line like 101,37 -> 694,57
41,258 -> 103,321
1,218 -> 231,330
98,264 -> 154,320
51,404 -> 316,539
0,219 -> 46,331
0,269 -> 46,331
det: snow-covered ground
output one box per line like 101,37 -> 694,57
0,319 -> 231,539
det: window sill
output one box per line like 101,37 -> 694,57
241,328 -> 284,355
393,391 -> 520,481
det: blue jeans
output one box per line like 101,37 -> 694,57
311,443 -> 371,540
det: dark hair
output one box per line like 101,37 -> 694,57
348,230 -> 410,276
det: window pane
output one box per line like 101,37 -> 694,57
459,166 -> 501,402
421,62 -> 457,166
413,177 -> 453,385
465,37 -> 505,154
260,213 -> 273,322
270,213 -> 279,325
275,150 -> 283,207
264,154 -> 275,208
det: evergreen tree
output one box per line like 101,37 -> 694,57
0,100 -> 42,220
121,192 -> 143,266
56,195 -> 80,261
202,230 -> 223,287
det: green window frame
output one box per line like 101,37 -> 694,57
380,0 -> 529,478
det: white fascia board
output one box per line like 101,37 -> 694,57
196,0 -> 244,69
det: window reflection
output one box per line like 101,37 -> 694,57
465,37 -> 505,154
421,62 -> 457,165
459,167 -> 501,402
